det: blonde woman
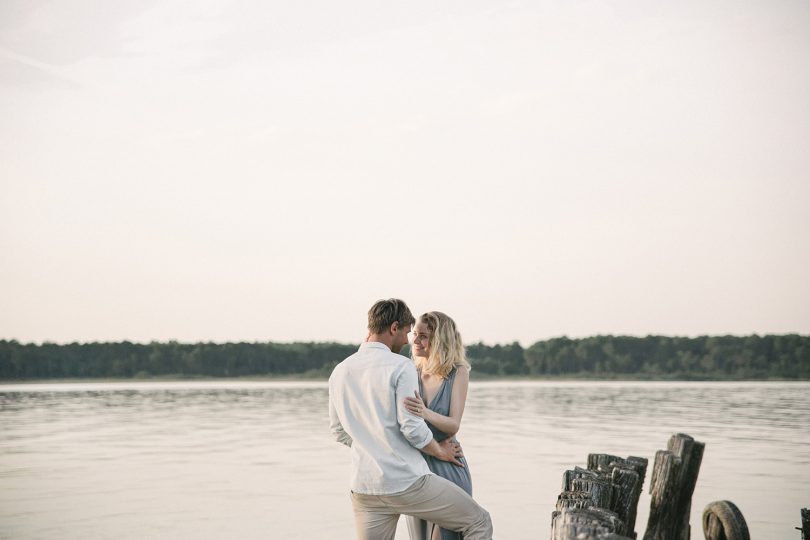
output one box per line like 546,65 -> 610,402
404,311 -> 472,540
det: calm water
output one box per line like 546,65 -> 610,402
1,381 -> 808,539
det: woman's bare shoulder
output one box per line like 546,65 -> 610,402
454,365 -> 470,383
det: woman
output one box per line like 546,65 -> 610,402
404,311 -> 472,540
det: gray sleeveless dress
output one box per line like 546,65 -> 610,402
406,368 -> 473,540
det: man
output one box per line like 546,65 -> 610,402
329,298 -> 493,540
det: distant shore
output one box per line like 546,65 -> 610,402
4,335 -> 808,381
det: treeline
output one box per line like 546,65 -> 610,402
0,341 -> 357,380
0,334 -> 808,380
468,334 -> 809,379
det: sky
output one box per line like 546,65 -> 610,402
1,0 -> 809,345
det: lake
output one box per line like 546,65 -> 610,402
1,381 -> 808,539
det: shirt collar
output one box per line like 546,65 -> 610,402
360,341 -> 391,352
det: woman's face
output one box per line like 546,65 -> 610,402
411,322 -> 431,358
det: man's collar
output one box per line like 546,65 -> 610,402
360,341 -> 391,352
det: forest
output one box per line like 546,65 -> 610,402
1,334 -> 807,380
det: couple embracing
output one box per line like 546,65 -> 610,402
329,299 -> 493,539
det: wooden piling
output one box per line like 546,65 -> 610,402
643,433 -> 705,540
552,455 -> 648,540
799,508 -> 809,540
588,453 -> 648,537
551,507 -> 632,540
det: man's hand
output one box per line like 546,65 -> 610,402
437,438 -> 464,467
418,438 -> 465,467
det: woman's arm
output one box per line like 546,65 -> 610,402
404,367 -> 469,437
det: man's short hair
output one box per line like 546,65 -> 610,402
368,298 -> 415,334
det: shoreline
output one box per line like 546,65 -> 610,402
2,374 -> 808,385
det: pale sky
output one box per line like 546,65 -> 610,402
1,0 -> 809,345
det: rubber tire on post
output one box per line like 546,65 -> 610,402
702,500 -> 750,540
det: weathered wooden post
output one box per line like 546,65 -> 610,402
588,453 -> 648,537
551,507 -> 632,540
551,454 -> 648,540
798,508 -> 809,539
643,433 -> 705,540
701,500 -> 749,540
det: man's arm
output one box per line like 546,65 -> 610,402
329,386 -> 353,447
395,363 -> 434,449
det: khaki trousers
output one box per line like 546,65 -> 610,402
350,475 -> 493,540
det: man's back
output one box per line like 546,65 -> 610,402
328,342 -> 433,495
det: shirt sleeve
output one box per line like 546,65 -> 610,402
395,362 -> 433,450
328,384 -> 353,447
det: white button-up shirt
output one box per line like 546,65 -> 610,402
328,341 -> 434,494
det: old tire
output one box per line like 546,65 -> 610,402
702,500 -> 750,540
